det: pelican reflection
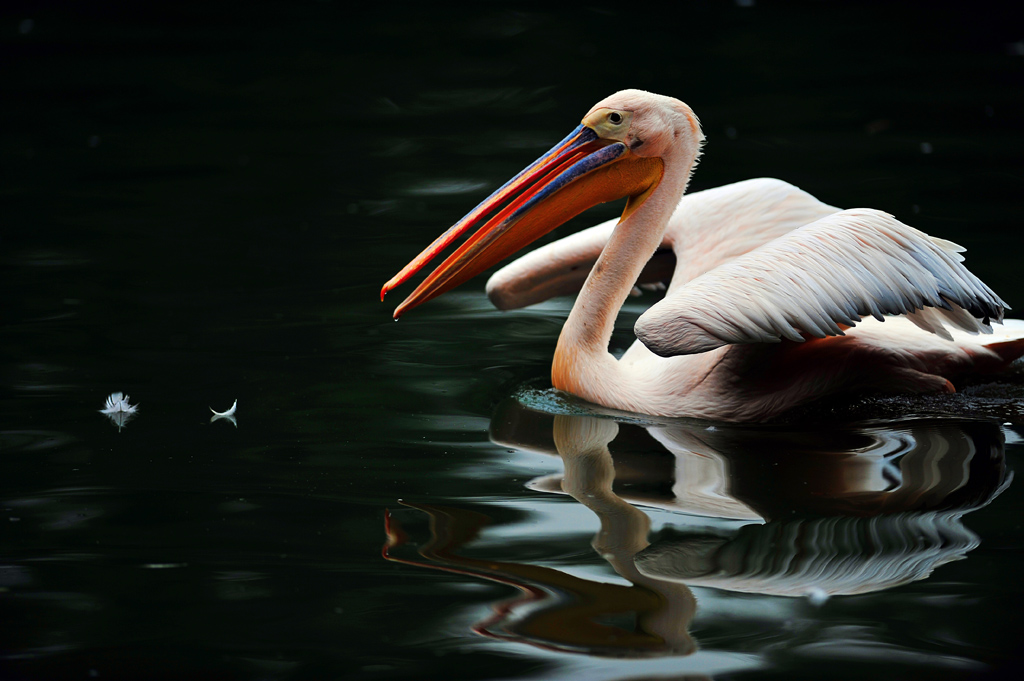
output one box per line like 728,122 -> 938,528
385,396 -> 1009,656
384,413 -> 697,657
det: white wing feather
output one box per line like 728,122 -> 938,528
635,209 -> 1007,357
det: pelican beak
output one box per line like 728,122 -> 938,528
381,123 -> 664,318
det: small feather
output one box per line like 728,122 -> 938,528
210,400 -> 238,427
100,392 -> 138,415
100,392 -> 138,431
210,400 -> 237,417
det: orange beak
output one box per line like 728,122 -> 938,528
381,124 -> 664,318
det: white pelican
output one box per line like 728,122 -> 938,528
382,90 -> 1024,421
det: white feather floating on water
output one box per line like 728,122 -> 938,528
100,392 -> 138,431
210,400 -> 238,427
100,392 -> 137,415
210,400 -> 237,417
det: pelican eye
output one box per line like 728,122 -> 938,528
582,108 -> 631,140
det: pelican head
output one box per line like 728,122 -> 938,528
583,90 -> 704,162
381,90 -> 703,318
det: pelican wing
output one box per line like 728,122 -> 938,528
635,209 -> 1007,356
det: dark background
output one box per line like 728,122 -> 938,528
2,2 -> 1023,679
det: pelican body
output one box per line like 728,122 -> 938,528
382,90 -> 1024,421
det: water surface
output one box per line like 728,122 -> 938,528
3,3 -> 1024,679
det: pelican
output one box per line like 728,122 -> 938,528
382,90 -> 1024,421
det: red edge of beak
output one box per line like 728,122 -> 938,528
382,124 -> 638,319
380,125 -> 595,304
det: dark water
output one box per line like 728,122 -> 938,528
3,3 -> 1024,679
